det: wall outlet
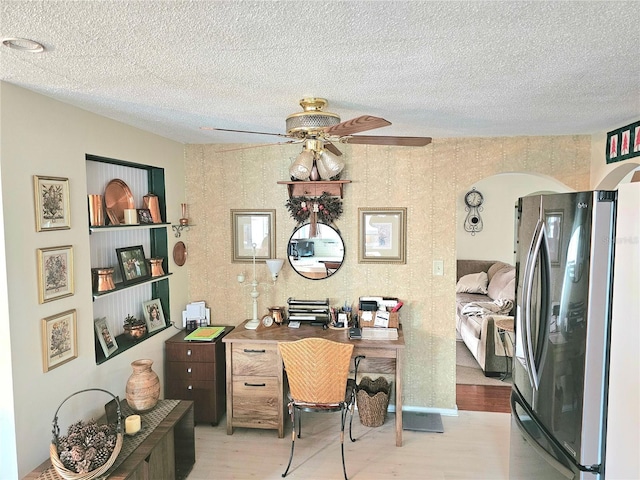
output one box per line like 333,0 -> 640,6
433,260 -> 444,276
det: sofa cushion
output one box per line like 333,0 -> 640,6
487,265 -> 516,301
456,272 -> 488,294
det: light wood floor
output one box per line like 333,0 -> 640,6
187,410 -> 510,479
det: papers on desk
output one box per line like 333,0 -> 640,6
361,327 -> 398,341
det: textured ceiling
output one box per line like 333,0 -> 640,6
1,1 -> 638,144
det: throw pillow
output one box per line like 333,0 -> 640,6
456,272 -> 489,294
497,277 -> 516,302
488,266 -> 516,300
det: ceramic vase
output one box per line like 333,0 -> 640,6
125,359 -> 160,412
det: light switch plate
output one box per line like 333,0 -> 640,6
433,260 -> 444,276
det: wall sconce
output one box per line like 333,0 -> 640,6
172,203 -> 193,237
238,245 -> 284,329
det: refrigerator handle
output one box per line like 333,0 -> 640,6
522,219 -> 545,390
510,391 -> 575,480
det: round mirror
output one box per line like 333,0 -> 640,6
288,223 -> 344,280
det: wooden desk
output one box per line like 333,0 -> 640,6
24,400 -> 194,480
223,320 -> 405,446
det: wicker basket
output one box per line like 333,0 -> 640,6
356,376 -> 391,427
50,388 -> 124,480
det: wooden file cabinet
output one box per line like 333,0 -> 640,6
165,328 -> 233,425
228,342 -> 284,437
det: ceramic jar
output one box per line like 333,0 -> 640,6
125,359 -> 160,412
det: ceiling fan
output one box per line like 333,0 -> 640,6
201,97 -> 432,180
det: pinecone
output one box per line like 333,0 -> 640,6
76,459 -> 92,474
94,447 -> 111,468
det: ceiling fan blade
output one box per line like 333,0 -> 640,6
323,141 -> 343,157
201,126 -> 290,139
215,140 -> 300,153
343,135 -> 432,147
324,115 -> 392,136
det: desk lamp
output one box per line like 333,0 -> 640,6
238,245 -> 284,329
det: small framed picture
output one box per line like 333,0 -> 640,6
137,208 -> 154,224
37,245 -> 74,303
41,310 -> 77,372
358,207 -> 407,264
33,175 -> 71,232
116,245 -> 150,285
142,299 -> 166,333
94,317 -> 118,358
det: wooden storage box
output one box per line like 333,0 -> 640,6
358,310 -> 399,328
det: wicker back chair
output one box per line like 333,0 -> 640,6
278,337 -> 355,479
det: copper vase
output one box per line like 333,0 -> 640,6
88,194 -> 105,226
143,193 -> 162,223
149,258 -> 165,277
92,267 -> 115,292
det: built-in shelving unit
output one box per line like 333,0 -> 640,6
87,154 -> 172,364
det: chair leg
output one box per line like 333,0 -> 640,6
297,408 -> 302,438
340,406 -> 349,480
348,397 -> 356,442
282,405 -> 297,477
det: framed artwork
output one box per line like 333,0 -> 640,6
116,245 -> 150,285
606,120 -> 640,163
137,208 -> 154,224
94,317 -> 118,358
142,299 -> 166,333
545,211 -> 563,266
37,245 -> 74,303
358,207 -> 407,264
41,310 -> 77,372
33,175 -> 71,231
231,209 -> 275,262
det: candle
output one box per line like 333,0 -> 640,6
124,209 -> 138,225
125,414 -> 141,435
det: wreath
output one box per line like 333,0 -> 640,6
285,192 -> 343,228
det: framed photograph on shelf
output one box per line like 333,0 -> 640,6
358,207 -> 407,264
33,175 -> 71,232
231,209 -> 275,262
137,208 -> 154,224
37,245 -> 74,303
41,310 -> 77,372
142,299 -> 166,333
116,245 -> 150,285
94,317 -> 118,358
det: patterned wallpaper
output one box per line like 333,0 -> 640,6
184,135 -> 590,410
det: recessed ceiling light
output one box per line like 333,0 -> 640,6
2,37 -> 45,53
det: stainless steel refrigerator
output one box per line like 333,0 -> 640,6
509,191 -> 616,480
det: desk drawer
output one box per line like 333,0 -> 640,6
232,375 -> 280,422
166,361 -> 215,381
232,344 -> 279,376
166,342 -> 216,363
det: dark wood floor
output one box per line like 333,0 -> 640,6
456,383 -> 511,413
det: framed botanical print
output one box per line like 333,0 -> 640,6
231,209 -> 275,262
33,175 -> 70,231
358,207 -> 407,264
41,310 -> 77,372
37,245 -> 74,303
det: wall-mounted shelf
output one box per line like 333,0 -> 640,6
92,273 -> 173,301
277,180 -> 351,198
89,222 -> 171,234
172,224 -> 194,237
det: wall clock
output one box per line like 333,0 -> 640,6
464,188 -> 484,235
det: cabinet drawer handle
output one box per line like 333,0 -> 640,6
187,367 -> 192,374
244,382 -> 266,387
243,349 -> 266,353
187,349 -> 192,356
188,385 -> 193,390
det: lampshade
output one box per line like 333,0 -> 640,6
316,149 -> 345,180
289,149 -> 314,180
266,258 -> 284,280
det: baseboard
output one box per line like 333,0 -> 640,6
390,404 -> 459,417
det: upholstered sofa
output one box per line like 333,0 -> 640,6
456,259 -> 516,376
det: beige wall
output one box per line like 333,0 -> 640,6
184,136 -> 590,411
0,83 -> 187,477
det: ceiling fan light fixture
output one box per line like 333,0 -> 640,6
286,98 -> 340,137
317,149 -> 345,180
289,148 -> 314,180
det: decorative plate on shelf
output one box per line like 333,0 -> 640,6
104,179 -> 134,224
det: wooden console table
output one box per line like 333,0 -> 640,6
24,400 -> 194,480
223,320 -> 405,446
